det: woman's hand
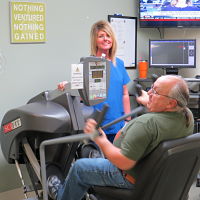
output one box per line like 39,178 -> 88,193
57,81 -> 68,91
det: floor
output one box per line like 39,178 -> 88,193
189,181 -> 200,200
0,182 -> 199,200
0,188 -> 40,200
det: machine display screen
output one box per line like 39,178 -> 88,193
88,59 -> 107,102
95,79 -> 101,83
90,65 -> 105,70
92,70 -> 103,79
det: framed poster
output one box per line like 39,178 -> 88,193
10,2 -> 46,43
108,15 -> 137,68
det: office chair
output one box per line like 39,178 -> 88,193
89,132 -> 200,200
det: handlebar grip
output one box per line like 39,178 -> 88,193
95,104 -> 109,129
151,74 -> 158,83
135,84 -> 142,97
92,104 -> 109,136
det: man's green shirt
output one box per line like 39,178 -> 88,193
113,111 -> 194,179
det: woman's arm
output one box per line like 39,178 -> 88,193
123,85 -> 131,121
57,81 -> 68,91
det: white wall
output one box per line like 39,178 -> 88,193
2,0 -> 198,193
0,0 -> 160,192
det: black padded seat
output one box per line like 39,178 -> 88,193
90,133 -> 200,200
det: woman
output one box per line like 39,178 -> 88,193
89,20 -> 131,142
58,20 -> 131,142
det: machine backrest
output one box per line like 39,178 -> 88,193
92,133 -> 200,200
132,132 -> 200,200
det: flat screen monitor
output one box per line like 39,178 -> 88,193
149,39 -> 196,74
140,0 -> 200,28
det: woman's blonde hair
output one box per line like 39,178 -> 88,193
90,20 -> 117,64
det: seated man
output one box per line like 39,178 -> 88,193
47,75 -> 194,200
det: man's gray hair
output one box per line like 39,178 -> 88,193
167,75 -> 193,127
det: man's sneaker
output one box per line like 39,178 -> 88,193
47,175 -> 61,200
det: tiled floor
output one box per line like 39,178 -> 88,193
0,188 -> 38,200
0,182 -> 199,200
189,181 -> 200,200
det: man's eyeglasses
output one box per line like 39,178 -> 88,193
150,85 -> 177,101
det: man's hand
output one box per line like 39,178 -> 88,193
84,119 -> 107,143
84,119 -> 97,135
83,118 -> 136,170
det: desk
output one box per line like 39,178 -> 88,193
185,79 -> 200,122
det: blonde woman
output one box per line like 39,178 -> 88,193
90,20 -> 131,142
58,20 -> 131,142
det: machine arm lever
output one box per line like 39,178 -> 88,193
95,104 -> 109,129
101,106 -> 145,130
92,104 -> 109,136
93,104 -> 109,128
151,73 -> 158,83
135,84 -> 142,97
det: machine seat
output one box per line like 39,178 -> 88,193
91,132 -> 200,200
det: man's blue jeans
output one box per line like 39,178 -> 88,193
57,158 -> 134,200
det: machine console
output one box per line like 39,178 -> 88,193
79,56 -> 110,106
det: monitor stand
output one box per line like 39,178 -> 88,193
165,68 -> 178,75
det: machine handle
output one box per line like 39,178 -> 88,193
94,104 -> 109,129
92,104 -> 109,136
151,73 -> 158,83
135,84 -> 142,97
101,106 -> 145,130
135,74 -> 158,97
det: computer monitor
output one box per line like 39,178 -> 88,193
149,39 -> 196,74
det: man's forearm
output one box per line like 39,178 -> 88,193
95,137 -> 135,170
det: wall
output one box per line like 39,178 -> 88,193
0,0 -> 160,192
3,0 -> 200,194
1,0 -> 200,193
1,0 -> 199,193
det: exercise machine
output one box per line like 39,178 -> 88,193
0,56 -> 110,199
0,56 -> 145,200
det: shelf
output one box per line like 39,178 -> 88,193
135,78 -> 200,83
184,78 -> 200,82
189,93 -> 200,99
